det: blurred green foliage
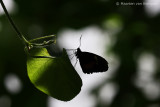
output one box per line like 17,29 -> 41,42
0,0 -> 160,107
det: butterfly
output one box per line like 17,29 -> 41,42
68,35 -> 108,74
75,48 -> 108,74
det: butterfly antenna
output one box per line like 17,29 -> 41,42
78,35 -> 83,48
74,58 -> 78,67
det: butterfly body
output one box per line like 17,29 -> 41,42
75,48 -> 108,74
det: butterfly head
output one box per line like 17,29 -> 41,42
75,48 -> 81,58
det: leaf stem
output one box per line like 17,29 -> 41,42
29,35 -> 56,43
0,0 -> 29,44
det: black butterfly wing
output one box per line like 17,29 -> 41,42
78,52 -> 108,74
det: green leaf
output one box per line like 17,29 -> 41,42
27,48 -> 82,101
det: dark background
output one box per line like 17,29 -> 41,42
0,0 -> 160,107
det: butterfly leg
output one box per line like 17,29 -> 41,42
74,58 -> 78,67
